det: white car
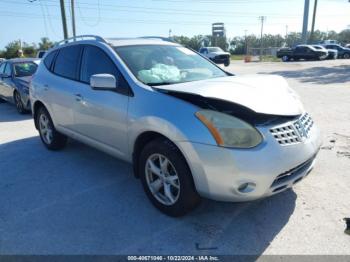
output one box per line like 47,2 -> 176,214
30,35 -> 322,216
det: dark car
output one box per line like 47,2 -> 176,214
0,58 -> 39,113
277,45 -> 328,62
312,45 -> 338,59
323,44 -> 350,59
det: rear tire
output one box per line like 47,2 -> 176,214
36,107 -> 67,150
139,138 -> 201,217
14,91 -> 26,114
343,53 -> 350,59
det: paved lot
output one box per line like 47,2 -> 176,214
0,59 -> 349,255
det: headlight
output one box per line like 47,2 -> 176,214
195,110 -> 263,148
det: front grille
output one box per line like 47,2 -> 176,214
270,124 -> 301,145
271,155 -> 316,187
294,113 -> 314,139
270,113 -> 314,146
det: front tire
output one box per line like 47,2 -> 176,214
36,107 -> 67,150
343,53 -> 350,59
224,60 -> 230,67
139,138 -> 200,217
282,55 -> 289,62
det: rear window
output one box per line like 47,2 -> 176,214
13,62 -> 38,77
53,45 -> 82,80
44,51 -> 57,70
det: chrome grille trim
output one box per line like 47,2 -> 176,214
270,113 -> 314,146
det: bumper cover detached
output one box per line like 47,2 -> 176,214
178,114 -> 322,202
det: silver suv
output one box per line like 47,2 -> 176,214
30,35 -> 321,216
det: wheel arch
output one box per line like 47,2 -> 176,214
132,131 -> 191,180
32,100 -> 47,130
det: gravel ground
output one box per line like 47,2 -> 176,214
0,59 -> 349,256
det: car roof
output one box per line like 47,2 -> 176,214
6,58 -> 40,63
105,38 -> 179,47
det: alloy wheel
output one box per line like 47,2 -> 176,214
39,113 -> 53,145
145,153 -> 180,206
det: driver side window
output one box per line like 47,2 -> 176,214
80,45 -> 130,94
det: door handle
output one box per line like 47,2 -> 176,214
75,93 -> 83,102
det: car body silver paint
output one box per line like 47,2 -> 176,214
30,38 -> 322,202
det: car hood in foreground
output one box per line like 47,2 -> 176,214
157,75 -> 304,116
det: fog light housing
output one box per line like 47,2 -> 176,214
238,182 -> 256,193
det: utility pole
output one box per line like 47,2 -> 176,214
169,29 -> 172,38
59,0 -> 68,39
71,0 -> 76,38
301,0 -> 310,44
244,29 -> 248,55
259,16 -> 266,61
310,0 -> 318,43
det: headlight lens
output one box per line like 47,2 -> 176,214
195,110 -> 263,148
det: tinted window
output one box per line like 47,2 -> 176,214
0,63 -> 5,74
13,62 -> 38,77
80,45 -> 119,83
44,51 -> 57,70
54,45 -> 82,80
4,63 -> 12,76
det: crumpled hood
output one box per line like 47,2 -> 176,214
158,75 -> 304,116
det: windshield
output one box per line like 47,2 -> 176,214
114,45 -> 227,85
13,62 -> 38,77
207,47 -> 223,52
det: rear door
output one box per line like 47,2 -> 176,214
72,45 -> 130,158
0,62 -> 6,99
47,45 -> 83,130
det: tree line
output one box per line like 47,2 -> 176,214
1,29 -> 349,59
173,29 -> 350,54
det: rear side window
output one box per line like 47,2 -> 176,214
80,45 -> 119,83
44,51 -> 57,70
54,45 -> 82,80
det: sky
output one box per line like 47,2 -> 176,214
0,0 -> 349,49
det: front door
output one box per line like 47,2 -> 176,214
72,45 -> 130,158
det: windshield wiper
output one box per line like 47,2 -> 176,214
149,82 -> 176,86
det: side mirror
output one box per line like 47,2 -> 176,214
90,74 -> 117,90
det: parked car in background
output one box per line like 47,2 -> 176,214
345,44 -> 350,48
277,45 -> 328,62
0,58 -> 39,113
199,47 -> 230,66
323,44 -> 350,59
30,35 -> 321,216
312,45 -> 337,59
36,50 -> 46,58
0,58 -> 6,63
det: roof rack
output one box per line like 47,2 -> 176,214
139,36 -> 175,43
54,35 -> 107,47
